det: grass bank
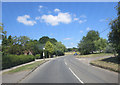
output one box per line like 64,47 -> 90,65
90,57 -> 120,73
76,53 -> 114,58
4,60 -> 48,74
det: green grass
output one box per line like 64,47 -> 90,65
90,57 -> 120,73
4,60 -> 48,74
76,53 -> 114,58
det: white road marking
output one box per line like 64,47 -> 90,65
64,59 -> 67,65
69,68 -> 84,84
65,62 -> 67,65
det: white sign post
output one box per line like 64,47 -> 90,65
43,48 -> 45,60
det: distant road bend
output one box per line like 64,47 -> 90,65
21,55 -> 118,83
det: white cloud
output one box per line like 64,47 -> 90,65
38,5 -> 44,12
35,16 -> 41,20
41,12 -> 72,26
54,8 -> 60,12
80,15 -> 87,18
50,33 -> 53,36
80,30 -> 83,33
86,27 -> 91,31
79,19 -> 87,24
39,5 -> 43,8
71,42 -> 74,45
64,38 -> 72,40
17,15 -> 36,26
99,19 -> 108,22
74,18 -> 79,21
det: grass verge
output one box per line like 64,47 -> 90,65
4,60 -> 48,74
90,57 -> 120,73
76,53 -> 114,58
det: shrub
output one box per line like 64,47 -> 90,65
2,54 -> 35,69
35,54 -> 41,59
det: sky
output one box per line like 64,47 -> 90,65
2,2 -> 118,48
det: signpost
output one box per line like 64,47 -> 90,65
43,48 -> 45,60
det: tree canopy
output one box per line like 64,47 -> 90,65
108,2 -> 120,56
78,30 -> 100,54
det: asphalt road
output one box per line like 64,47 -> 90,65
20,55 -> 118,83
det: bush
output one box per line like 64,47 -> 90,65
2,54 -> 35,69
105,44 -> 114,53
35,54 -> 41,59
55,50 -> 64,56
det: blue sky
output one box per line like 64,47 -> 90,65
2,2 -> 118,48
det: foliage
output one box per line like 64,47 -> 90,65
78,30 -> 100,55
53,42 -> 66,56
2,54 -> 35,69
66,47 -> 78,52
45,41 -> 54,58
39,36 -> 57,44
108,2 -> 120,56
94,38 -> 107,52
35,54 -> 41,59
105,43 -> 114,53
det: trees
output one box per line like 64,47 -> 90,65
39,36 -> 57,44
78,30 -> 100,55
45,41 -> 54,58
54,42 -> 66,56
39,36 -> 50,44
108,2 -> 120,57
94,38 -> 107,52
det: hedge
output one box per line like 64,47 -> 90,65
35,54 -> 41,59
2,54 -> 35,69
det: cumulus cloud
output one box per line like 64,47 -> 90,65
74,18 -> 79,21
86,27 -> 91,31
17,15 -> 36,26
35,16 -> 41,20
79,19 -> 87,24
64,38 -> 72,40
41,12 -> 72,26
80,30 -> 83,33
38,5 -> 44,12
39,5 -> 43,8
54,8 -> 60,12
80,15 -> 87,18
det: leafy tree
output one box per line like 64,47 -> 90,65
45,41 -> 54,58
8,44 -> 24,55
18,36 -> 30,46
66,48 -> 73,52
39,36 -> 50,44
78,30 -> 100,54
0,23 -> 3,40
25,40 -> 40,56
54,42 -> 66,56
39,36 -> 57,44
108,2 -> 120,57
7,35 -> 13,46
49,38 -> 57,44
94,38 -> 107,52
105,43 -> 114,53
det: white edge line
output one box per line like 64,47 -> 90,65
69,68 -> 84,84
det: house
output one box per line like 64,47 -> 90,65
24,50 -> 33,55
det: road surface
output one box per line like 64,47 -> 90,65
20,55 -> 118,83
